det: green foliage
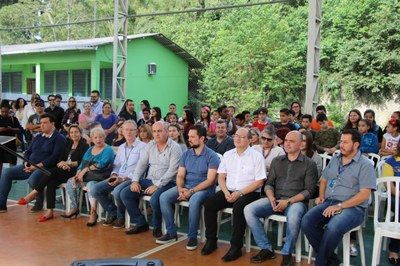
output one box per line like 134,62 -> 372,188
0,0 -> 399,116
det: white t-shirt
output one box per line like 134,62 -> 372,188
383,133 -> 400,150
218,146 -> 266,192
252,145 -> 285,175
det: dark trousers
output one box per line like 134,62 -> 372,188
34,167 -> 76,209
204,190 -> 260,248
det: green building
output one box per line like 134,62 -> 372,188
1,33 -> 203,113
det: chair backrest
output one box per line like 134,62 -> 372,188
375,160 -> 386,178
368,153 -> 381,167
216,153 -> 223,161
374,177 -> 400,228
320,152 -> 332,170
333,150 -> 341,156
380,155 -> 392,162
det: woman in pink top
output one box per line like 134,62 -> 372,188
78,102 -> 96,135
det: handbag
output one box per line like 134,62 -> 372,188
81,159 -> 113,182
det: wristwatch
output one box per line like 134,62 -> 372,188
190,189 -> 195,195
287,199 -> 291,206
238,191 -> 244,197
337,203 -> 343,209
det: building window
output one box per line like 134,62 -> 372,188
44,70 -> 68,94
72,70 -> 91,97
1,72 -> 22,93
100,68 -> 116,100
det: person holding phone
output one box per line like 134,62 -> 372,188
91,120 -> 146,228
244,131 -> 318,266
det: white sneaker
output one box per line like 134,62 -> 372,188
350,243 -> 358,257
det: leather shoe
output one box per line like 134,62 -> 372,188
201,240 -> 217,255
251,249 -> 275,263
153,228 -> 162,238
281,254 -> 292,266
125,224 -> 149,235
221,246 -> 242,262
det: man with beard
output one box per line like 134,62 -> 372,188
206,119 -> 235,155
158,124 -> 220,250
301,129 -> 376,266
44,94 -> 64,131
90,90 -> 103,116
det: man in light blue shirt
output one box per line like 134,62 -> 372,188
91,120 -> 146,228
90,90 -> 103,116
301,129 -> 376,266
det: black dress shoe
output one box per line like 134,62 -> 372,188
30,201 -> 43,212
281,254 -> 292,266
221,246 -> 242,262
201,240 -> 218,255
125,224 -> 149,235
250,249 -> 275,263
153,228 -> 162,238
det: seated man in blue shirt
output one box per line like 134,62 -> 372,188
91,120 -> 147,228
0,113 -> 66,212
301,129 -> 376,266
158,124 -> 220,250
244,131 -> 318,266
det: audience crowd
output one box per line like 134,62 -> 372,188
0,91 -> 399,266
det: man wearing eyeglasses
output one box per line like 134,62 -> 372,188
244,131 -> 318,266
45,94 -> 64,131
201,127 -> 266,262
90,90 -> 103,116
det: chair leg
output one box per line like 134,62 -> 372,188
307,244 -> 313,264
357,228 -> 366,266
245,226 -> 251,253
371,231 -> 382,266
295,232 -> 302,262
125,210 -> 130,228
200,207 -> 206,243
277,221 -> 284,247
342,232 -> 350,266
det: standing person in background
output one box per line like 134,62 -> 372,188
78,102 -> 96,136
228,106 -> 236,119
138,124 -> 153,144
137,100 -> 151,121
0,101 -> 22,174
151,107 -> 163,122
274,108 -> 297,131
55,94 -> 66,110
21,93 -> 40,132
45,94 -> 64,131
94,102 -> 119,145
291,101 -> 303,125
26,99 -> 46,140
61,97 -> 81,133
242,110 -> 252,127
119,99 -> 137,122
90,90 -> 103,116
168,103 -> 177,113
252,107 -> 270,133
182,109 -> 196,141
311,105 -> 335,132
380,119 -> 400,156
212,109 -> 220,122
358,119 -> 379,154
168,123 -> 187,152
14,97 -> 27,151
219,105 -> 237,136
198,106 -> 216,138
364,109 -> 383,146
342,109 -> 362,130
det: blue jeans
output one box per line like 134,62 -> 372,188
301,200 -> 365,266
91,179 -> 131,220
120,179 -> 174,229
244,197 -> 307,255
0,164 -> 46,207
66,178 -> 98,210
160,186 -> 214,238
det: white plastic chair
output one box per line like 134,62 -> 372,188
320,153 -> 332,170
79,186 -> 103,222
367,153 -> 381,167
174,200 -> 206,242
372,177 -> 400,265
217,207 -> 252,252
263,214 -> 302,262
376,160 -> 386,178
140,195 -> 167,234
307,225 -> 365,265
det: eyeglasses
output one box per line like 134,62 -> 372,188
35,104 -> 44,107
261,136 -> 273,142
48,99 -> 55,101
69,100 -> 76,103
233,134 -> 247,139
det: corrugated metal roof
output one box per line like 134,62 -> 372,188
1,33 -> 204,68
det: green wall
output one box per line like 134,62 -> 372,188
2,37 -> 190,116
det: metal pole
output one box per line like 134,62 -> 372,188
305,0 -> 322,116
111,0 -> 128,111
